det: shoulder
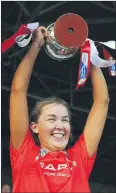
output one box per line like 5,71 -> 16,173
67,133 -> 96,160
10,129 -> 40,158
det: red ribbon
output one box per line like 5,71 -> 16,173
75,40 -> 91,89
1,24 -> 30,53
103,47 -> 116,76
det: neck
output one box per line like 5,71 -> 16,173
40,145 -> 65,153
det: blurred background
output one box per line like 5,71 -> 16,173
1,1 -> 116,192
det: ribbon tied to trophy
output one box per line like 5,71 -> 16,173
1,13 -> 116,89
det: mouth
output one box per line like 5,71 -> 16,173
51,133 -> 65,139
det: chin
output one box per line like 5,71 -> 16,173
52,143 -> 67,151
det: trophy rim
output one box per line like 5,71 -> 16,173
44,23 -> 77,61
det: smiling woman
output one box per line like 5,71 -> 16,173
9,27 -> 109,193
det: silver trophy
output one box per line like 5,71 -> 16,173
44,23 -> 77,61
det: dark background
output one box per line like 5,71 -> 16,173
1,1 -> 116,190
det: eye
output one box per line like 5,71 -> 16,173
48,118 -> 55,122
62,119 -> 69,123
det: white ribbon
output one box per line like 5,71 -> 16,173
27,22 -> 39,31
100,41 -> 116,50
88,39 -> 116,67
16,33 -> 32,47
15,22 -> 39,47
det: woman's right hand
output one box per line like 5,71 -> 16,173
33,26 -> 49,47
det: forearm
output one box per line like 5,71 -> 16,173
11,41 -> 41,92
84,66 -> 109,156
90,66 -> 110,103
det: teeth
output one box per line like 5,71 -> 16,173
52,134 -> 64,138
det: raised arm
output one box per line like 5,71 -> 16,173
83,66 -> 109,156
10,27 -> 47,149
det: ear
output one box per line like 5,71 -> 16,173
30,122 -> 39,134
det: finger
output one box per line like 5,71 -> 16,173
45,31 -> 51,39
46,36 -> 52,44
47,31 -> 50,36
39,26 -> 47,31
39,26 -> 47,36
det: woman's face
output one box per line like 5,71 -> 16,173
33,103 -> 71,151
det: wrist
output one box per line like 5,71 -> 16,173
32,41 -> 43,49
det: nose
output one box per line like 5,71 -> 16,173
55,121 -> 64,130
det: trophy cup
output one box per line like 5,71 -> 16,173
44,13 -> 88,61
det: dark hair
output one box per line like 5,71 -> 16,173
30,96 -> 71,123
30,96 -> 73,148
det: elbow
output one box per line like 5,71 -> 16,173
103,97 -> 110,106
11,81 -> 26,93
106,96 -> 110,103
104,94 -> 110,104
93,90 -> 110,104
94,96 -> 110,105
103,94 -> 110,104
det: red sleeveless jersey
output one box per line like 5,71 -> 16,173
10,130 -> 96,192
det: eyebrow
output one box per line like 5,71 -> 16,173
47,114 -> 69,118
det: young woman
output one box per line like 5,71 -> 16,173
10,27 -> 109,192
